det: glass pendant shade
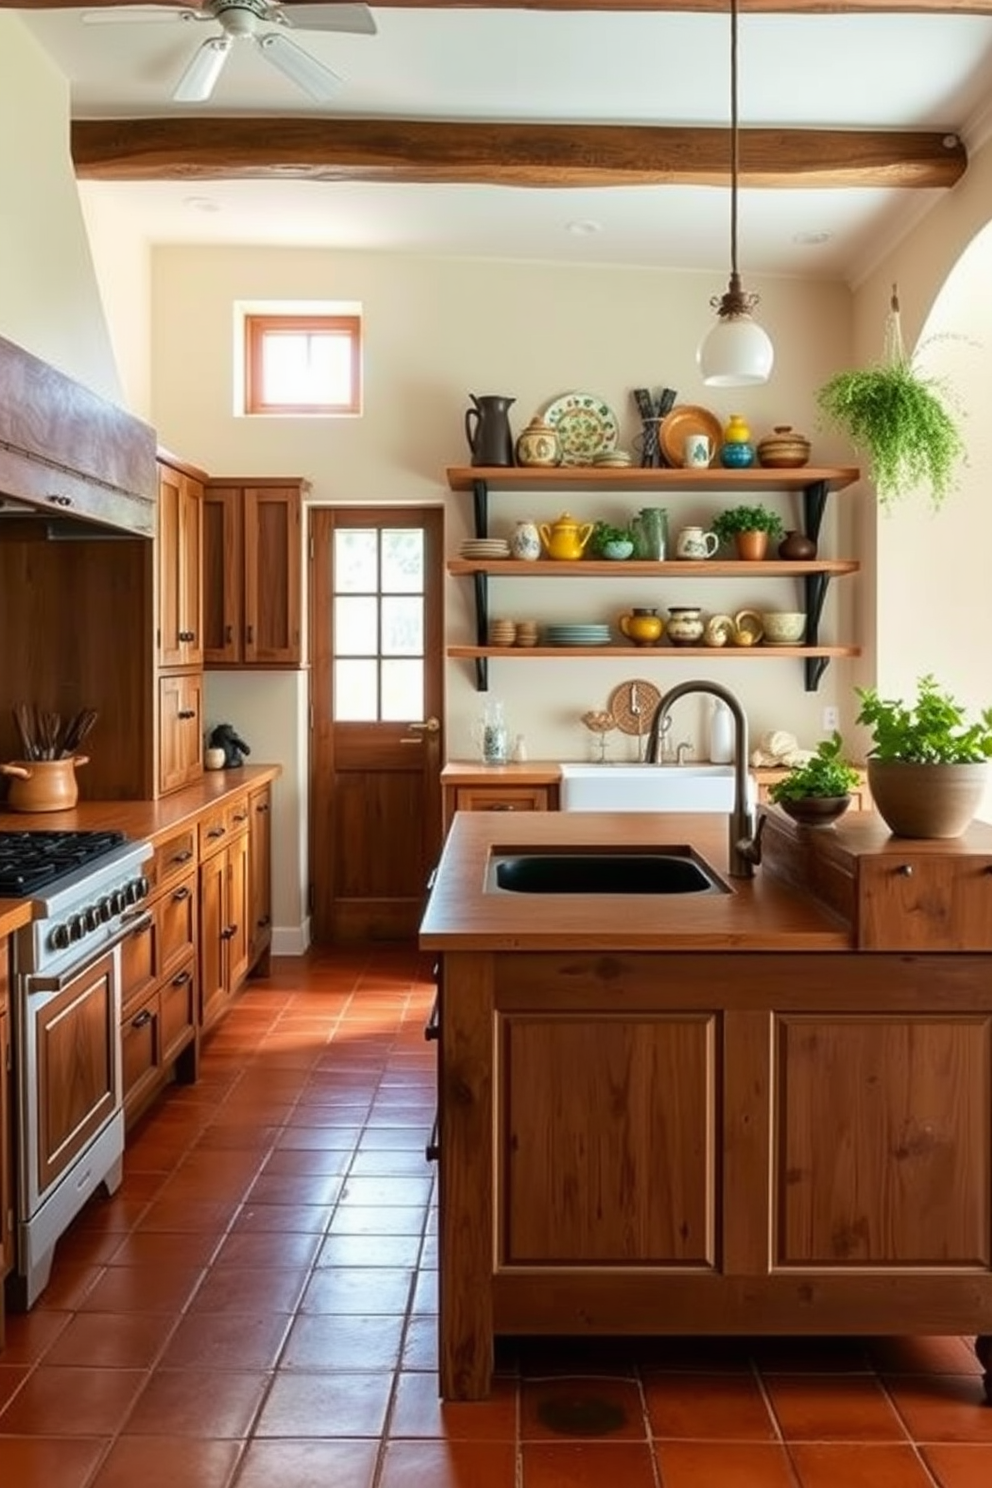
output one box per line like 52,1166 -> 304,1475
697,309 -> 775,387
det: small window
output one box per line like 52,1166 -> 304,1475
244,313 -> 361,416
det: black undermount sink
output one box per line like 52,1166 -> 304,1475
491,851 -> 722,895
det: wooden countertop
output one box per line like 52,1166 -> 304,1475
420,810 -> 853,952
0,898 -> 34,939
0,765 -> 279,844
440,760 -> 856,788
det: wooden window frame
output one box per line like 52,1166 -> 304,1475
244,313 -> 361,416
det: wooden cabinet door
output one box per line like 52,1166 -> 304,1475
226,829 -> 250,994
248,783 -> 273,970
158,674 -> 203,796
202,484 -> 242,665
243,485 -> 302,665
158,465 -> 203,669
199,847 -> 228,1031
0,982 -> 10,1279
180,475 -> 203,668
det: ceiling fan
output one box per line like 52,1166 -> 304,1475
81,0 -> 376,103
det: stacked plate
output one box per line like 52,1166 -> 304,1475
545,623 -> 613,647
460,538 -> 510,559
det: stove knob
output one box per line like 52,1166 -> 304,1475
85,905 -> 101,932
68,914 -> 84,943
125,879 -> 141,906
98,896 -> 114,923
138,875 -> 150,900
111,889 -> 127,914
51,922 -> 70,952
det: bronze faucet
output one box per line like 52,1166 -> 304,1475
645,680 -> 762,879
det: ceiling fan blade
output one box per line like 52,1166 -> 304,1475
256,31 -> 341,101
274,3 -> 375,36
173,34 -> 232,102
82,5 -> 204,21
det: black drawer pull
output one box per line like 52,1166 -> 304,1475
255,802 -> 270,814
171,969 -> 192,987
131,1008 -> 153,1029
425,1115 -> 440,1164
170,849 -> 194,864
232,812 -> 248,824
207,826 -> 226,838
172,886 -> 191,902
257,915 -> 271,928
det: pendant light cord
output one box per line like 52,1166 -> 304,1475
730,0 -> 739,282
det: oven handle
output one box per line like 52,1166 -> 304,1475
26,911 -> 153,994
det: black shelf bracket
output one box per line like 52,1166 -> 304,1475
801,478 -> 833,692
471,478 -> 489,540
802,478 -> 830,549
473,569 -> 489,691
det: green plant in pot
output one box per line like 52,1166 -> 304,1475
711,504 -> 784,561
856,674 -> 992,838
767,733 -> 861,826
590,520 -> 636,559
815,285 -> 965,512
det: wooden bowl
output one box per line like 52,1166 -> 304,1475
779,795 -> 851,827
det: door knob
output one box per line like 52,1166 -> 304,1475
408,717 -> 441,734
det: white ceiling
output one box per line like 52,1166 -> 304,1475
18,4 -> 992,283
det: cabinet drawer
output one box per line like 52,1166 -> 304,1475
147,828 -> 197,893
122,988 -> 160,1107
198,803 -> 231,858
160,957 -> 196,1064
119,911 -> 157,1010
226,794 -> 251,836
455,786 -> 551,813
157,869 -> 197,976
858,855 -> 992,951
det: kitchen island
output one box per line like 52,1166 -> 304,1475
420,808 -> 992,1400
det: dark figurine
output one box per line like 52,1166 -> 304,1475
208,723 -> 251,768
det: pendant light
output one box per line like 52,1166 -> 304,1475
697,0 -> 774,387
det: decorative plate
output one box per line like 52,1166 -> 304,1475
542,392 -> 620,466
608,679 -> 662,737
659,404 -> 723,469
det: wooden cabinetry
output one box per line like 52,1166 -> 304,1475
248,782 -> 273,974
119,825 -> 198,1125
0,952 -> 10,1290
158,672 -> 204,796
157,459 -> 203,670
446,466 -> 860,693
199,794 -> 251,1033
203,479 -> 306,667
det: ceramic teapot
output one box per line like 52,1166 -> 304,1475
619,608 -> 664,646
539,511 -> 594,561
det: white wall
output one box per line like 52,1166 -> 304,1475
0,18 -> 121,402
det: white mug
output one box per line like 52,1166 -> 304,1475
676,525 -> 719,560
683,434 -> 711,468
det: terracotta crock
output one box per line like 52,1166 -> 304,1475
1,755 -> 89,813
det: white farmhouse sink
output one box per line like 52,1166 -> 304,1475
559,763 -> 755,813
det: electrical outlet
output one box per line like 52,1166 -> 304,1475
822,706 -> 839,733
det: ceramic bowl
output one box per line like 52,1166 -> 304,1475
779,795 -> 851,827
761,611 -> 806,645
601,539 -> 634,560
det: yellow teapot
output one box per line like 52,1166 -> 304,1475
539,511 -> 594,561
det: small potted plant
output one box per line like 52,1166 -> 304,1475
856,674 -> 992,838
711,504 -> 784,560
590,520 -> 635,560
767,733 -> 861,826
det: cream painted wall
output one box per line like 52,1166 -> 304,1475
141,246 -> 861,945
0,18 -> 121,402
852,131 -> 992,820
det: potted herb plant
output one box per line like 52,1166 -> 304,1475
856,674 -> 992,838
815,286 -> 965,512
590,521 -> 636,560
711,504 -> 784,561
767,733 -> 861,826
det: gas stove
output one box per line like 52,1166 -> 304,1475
1,828 -> 153,976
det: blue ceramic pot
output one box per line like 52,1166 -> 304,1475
720,441 -> 756,469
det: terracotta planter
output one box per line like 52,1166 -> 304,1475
0,755 -> 88,813
734,530 -> 769,561
867,759 -> 989,839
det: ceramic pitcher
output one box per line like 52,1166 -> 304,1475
631,507 -> 668,560
464,394 -> 516,467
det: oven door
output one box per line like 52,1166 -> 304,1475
19,938 -> 128,1216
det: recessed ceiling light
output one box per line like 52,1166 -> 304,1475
183,195 -> 221,213
566,219 -> 602,237
792,230 -> 832,247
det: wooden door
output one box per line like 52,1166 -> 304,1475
310,505 -> 445,942
244,484 -> 303,665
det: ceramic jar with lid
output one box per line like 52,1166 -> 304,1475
515,417 -> 561,468
757,425 -> 811,469
720,413 -> 756,469
666,606 -> 704,647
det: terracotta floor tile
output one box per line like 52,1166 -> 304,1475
644,1371 -> 778,1441
158,1310 -> 293,1370
212,1229 -> 322,1269
0,1308 -> 72,1364
105,1229 -> 221,1268
0,1362 -> 30,1410
378,1440 -> 518,1488
32,1260 -> 105,1312
359,1127 -> 438,1151
136,1195 -> 239,1234
186,1263 -> 310,1315
0,1363 -> 146,1435
194,1123 -> 281,1151
883,1374 -> 992,1442
337,1176 -> 434,1208
234,1437 -> 378,1488
246,1173 -> 344,1207
328,1206 -> 427,1236
89,1434 -> 243,1488
522,1441 -> 658,1488
401,1315 -> 439,1372
764,1372 -> 909,1441
230,1202 -> 332,1234
316,1233 -> 423,1270
520,1375 -> 647,1441
870,1337 -> 984,1377
300,1267 -> 414,1315
260,1148 -> 351,1177
121,1366 -> 269,1437
789,1442 -> 938,1488
254,1370 -> 393,1437
0,1436 -> 106,1488
77,1262 -> 206,1315
656,1440 -> 800,1488
281,1312 -> 405,1371
920,1443 -> 992,1487
42,1310 -> 178,1369
389,1371 -> 517,1440
349,1150 -> 434,1177
55,1226 -> 130,1269
276,1125 -> 364,1149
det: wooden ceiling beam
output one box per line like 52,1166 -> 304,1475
71,118 -> 967,190
9,2 -> 992,15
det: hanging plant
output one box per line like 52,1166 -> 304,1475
815,285 -> 966,512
